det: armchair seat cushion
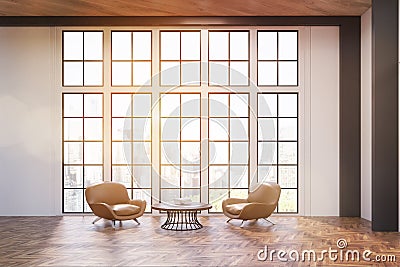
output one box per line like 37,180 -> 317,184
225,203 -> 251,215
111,204 -> 140,216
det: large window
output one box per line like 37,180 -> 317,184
160,93 -> 201,203
111,93 -> 152,212
61,28 -> 300,214
208,93 -> 249,212
63,93 -> 103,212
257,93 -> 298,213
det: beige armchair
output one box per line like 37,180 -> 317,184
222,183 -> 281,227
85,182 -> 146,229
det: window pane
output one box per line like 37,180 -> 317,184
278,94 -> 297,117
132,166 -> 151,188
230,189 -> 248,199
112,166 -> 132,188
112,32 -> 131,60
161,94 -> 180,117
84,32 -> 103,60
161,142 -> 180,164
230,94 -> 248,117
278,61 -> 297,86
133,62 -> 151,86
230,142 -> 248,164
258,166 -> 277,183
209,32 -> 228,60
181,31 -> 200,60
63,32 -> 83,60
161,189 -> 180,202
132,118 -> 151,140
278,32 -> 297,60
84,118 -> 102,140
279,166 -> 297,188
161,118 -> 180,140
181,166 -> 200,188
258,118 -> 277,141
182,189 -> 200,202
209,189 -> 228,212
161,166 -> 180,188
278,142 -> 297,164
181,118 -> 200,141
258,31 -> 277,60
209,94 -> 228,117
112,118 -> 131,140
258,142 -> 277,164
84,62 -> 102,86
230,166 -> 248,188
279,118 -> 297,141
209,118 -> 229,141
84,94 -> 102,117
230,61 -> 248,86
161,61 -> 180,86
209,166 -> 228,188
112,62 -> 131,86
209,62 -> 228,85
181,62 -> 200,85
133,142 -> 151,164
258,94 -> 277,117
64,62 -> 83,86
64,189 -> 83,212
230,32 -> 248,60
64,94 -> 83,117
64,142 -> 83,164
132,32 -> 151,60
161,32 -> 180,60
84,166 -> 103,187
64,118 -> 83,141
112,94 -> 131,117
181,142 -> 200,164
112,142 -> 131,164
181,94 -> 200,117
84,142 -> 102,164
258,61 -> 277,86
230,118 -> 248,140
133,94 -> 151,117
64,166 -> 83,188
279,189 -> 297,212
209,142 -> 228,164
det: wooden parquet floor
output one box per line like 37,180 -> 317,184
0,215 -> 399,266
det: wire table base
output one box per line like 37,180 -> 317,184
161,210 -> 203,231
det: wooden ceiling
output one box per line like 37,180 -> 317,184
0,0 -> 371,16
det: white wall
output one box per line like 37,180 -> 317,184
0,27 -> 57,215
361,8 -> 372,221
307,26 -> 340,216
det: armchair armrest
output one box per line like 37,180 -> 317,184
222,198 -> 248,210
129,199 -> 146,214
89,203 -> 115,220
239,203 -> 276,220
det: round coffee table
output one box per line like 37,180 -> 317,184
152,202 -> 212,231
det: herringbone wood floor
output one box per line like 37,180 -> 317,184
0,215 -> 399,266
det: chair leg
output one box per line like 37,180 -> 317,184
226,218 -> 232,223
92,217 -> 102,224
240,220 -> 245,228
111,220 -> 116,229
264,218 -> 275,225
133,218 -> 140,225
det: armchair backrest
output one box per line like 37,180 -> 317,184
247,182 -> 281,204
85,182 -> 130,205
